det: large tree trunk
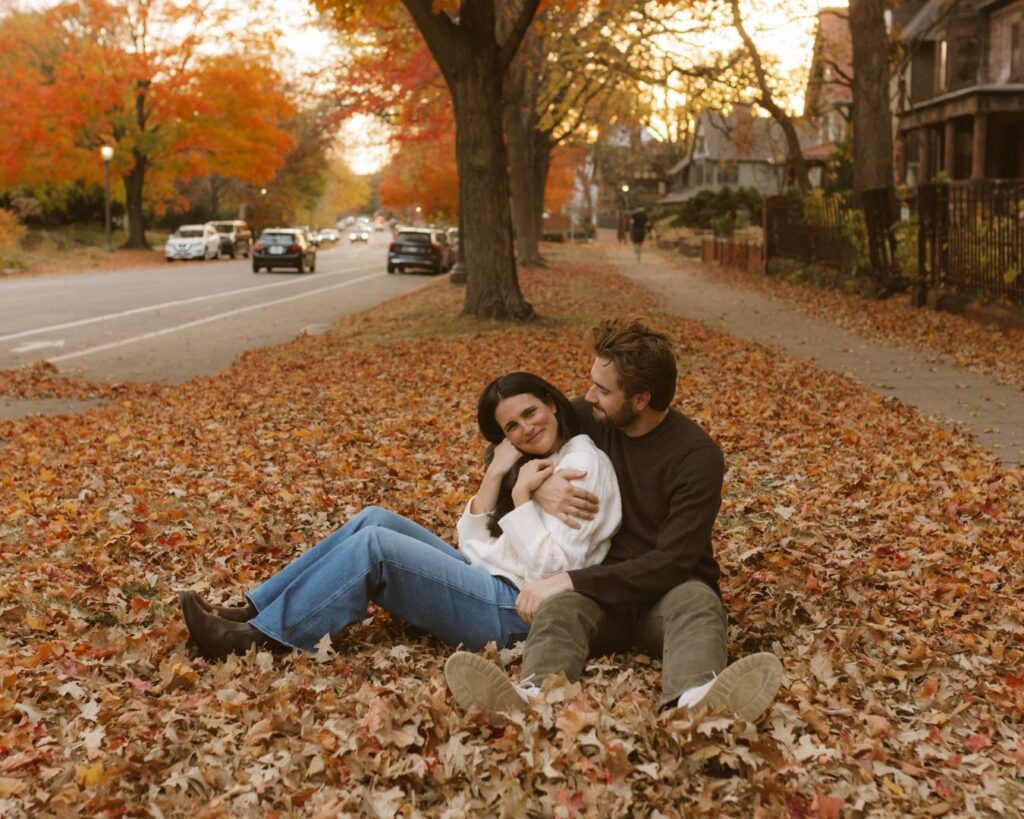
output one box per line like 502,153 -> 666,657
122,151 -> 149,249
530,130 -> 551,247
505,101 -> 547,267
503,16 -> 547,268
849,0 -> 893,193
402,0 -> 539,321
451,65 -> 533,318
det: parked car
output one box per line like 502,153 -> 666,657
297,226 -> 319,247
387,228 -> 451,275
207,220 -> 252,258
349,227 -> 370,243
165,224 -> 220,262
317,228 -> 339,243
446,227 -> 460,255
252,228 -> 316,273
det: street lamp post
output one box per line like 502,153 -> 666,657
621,183 -> 631,210
100,145 -> 114,252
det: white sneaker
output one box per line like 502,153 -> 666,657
676,652 -> 783,721
444,652 -> 529,717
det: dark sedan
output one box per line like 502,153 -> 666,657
387,228 -> 449,275
252,229 -> 317,273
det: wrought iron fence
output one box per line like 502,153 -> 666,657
765,182 -> 1024,303
763,194 -> 858,271
918,180 -> 1024,303
763,189 -> 899,285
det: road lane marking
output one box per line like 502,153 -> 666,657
11,339 -> 65,353
0,262 -> 380,343
47,273 -> 386,363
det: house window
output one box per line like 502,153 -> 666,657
938,39 -> 948,90
1012,22 -> 1022,81
719,161 -> 739,185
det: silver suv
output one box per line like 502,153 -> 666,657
207,220 -> 252,258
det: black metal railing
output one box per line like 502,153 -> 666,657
918,180 -> 1024,303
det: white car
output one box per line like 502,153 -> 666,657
349,228 -> 370,243
165,224 -> 220,262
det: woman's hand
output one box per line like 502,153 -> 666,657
511,458 -> 554,506
487,439 -> 522,477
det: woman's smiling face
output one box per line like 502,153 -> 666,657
494,392 -> 560,456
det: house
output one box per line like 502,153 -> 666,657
895,0 -> 1024,184
662,104 -> 791,202
801,8 -> 854,185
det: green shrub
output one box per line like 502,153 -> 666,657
662,187 -> 763,235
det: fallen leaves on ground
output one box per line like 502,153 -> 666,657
0,360 -> 163,401
2,247 -> 169,280
689,252 -> 1024,392
0,254 -> 1021,816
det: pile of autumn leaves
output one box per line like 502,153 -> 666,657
0,261 -> 1021,817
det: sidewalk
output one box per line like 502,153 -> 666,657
596,239 -> 1024,465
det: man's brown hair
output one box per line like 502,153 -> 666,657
588,318 -> 677,410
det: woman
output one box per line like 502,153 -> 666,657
179,373 -> 621,661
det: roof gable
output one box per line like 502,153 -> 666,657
804,8 -> 854,116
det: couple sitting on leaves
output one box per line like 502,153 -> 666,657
179,319 -> 783,722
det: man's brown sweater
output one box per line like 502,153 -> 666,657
567,398 -> 724,607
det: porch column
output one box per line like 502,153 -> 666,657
896,131 -> 908,184
944,119 -> 956,178
971,112 -> 988,180
919,128 -> 931,182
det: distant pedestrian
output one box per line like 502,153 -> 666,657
630,208 -> 649,261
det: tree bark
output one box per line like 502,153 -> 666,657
505,100 -> 549,267
122,150 -> 149,249
503,16 -> 548,268
848,0 -> 893,193
531,130 -> 551,246
729,0 -> 811,193
402,0 -> 539,320
451,63 -> 532,318
122,81 -> 151,249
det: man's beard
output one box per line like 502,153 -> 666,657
592,401 -> 638,429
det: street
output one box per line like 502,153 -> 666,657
0,232 -> 432,385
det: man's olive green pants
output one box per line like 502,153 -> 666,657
520,579 -> 728,709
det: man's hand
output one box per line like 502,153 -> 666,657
531,469 -> 599,529
516,573 -> 573,624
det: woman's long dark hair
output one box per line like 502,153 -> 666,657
476,373 -> 580,537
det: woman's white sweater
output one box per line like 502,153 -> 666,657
456,434 -> 621,590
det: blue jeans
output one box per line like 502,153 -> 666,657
246,506 -> 530,652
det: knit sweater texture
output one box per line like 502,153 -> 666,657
567,398 -> 724,607
456,434 -> 621,590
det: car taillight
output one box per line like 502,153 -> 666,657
253,243 -> 262,252
290,243 -> 301,253
389,243 -> 398,252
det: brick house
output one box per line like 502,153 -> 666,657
801,8 -> 854,186
895,0 -> 1024,184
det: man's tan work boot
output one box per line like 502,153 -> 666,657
444,652 -> 533,717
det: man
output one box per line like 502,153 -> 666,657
445,319 -> 782,720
